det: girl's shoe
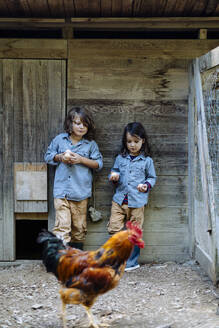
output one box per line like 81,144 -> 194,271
125,264 -> 140,272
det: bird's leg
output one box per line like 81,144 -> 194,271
84,306 -> 99,328
61,299 -> 67,328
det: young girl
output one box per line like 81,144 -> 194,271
45,106 -> 103,250
108,122 -> 156,271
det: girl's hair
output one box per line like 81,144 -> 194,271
121,122 -> 151,157
64,106 -> 95,140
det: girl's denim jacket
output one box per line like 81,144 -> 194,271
111,153 -> 156,208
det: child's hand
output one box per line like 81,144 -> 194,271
62,150 -> 81,164
62,150 -> 74,163
137,183 -> 148,193
109,172 -> 120,182
68,152 -> 82,164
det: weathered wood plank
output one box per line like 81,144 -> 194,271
140,249 -> 189,263
17,0 -> 32,17
69,17 -> 219,29
15,213 -> 48,220
0,61 -> 3,221
69,99 -> 188,117
68,56 -> 188,72
14,163 -> 48,213
0,17 -> 64,24
188,62 -> 195,257
101,0 -> 112,16
0,221 -> 3,259
193,58 -> 216,232
68,56 -> 189,101
47,60 -> 66,230
68,69 -> 188,101
94,187 -> 187,207
74,0 -> 89,16
36,61 -> 49,162
121,0 -> 132,16
25,1 -> 51,17
133,0 -> 156,17
87,0 -> 101,17
190,59 -> 218,283
63,0 -> 75,17
95,120 -> 188,134
86,206 -> 188,232
23,61 -> 37,162
199,46 -> 219,71
21,201 -> 47,213
13,61 -> 24,162
111,0 -> 122,16
15,171 -> 47,200
68,40 -> 219,59
100,155 -> 188,176
0,39 -> 67,59
191,1 -> 207,16
1,16 -> 219,29
5,0 -> 25,16
96,175 -> 188,189
0,2 -> 10,16
47,0 -> 65,17
84,230 -> 188,246
2,60 -> 15,260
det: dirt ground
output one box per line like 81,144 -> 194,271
0,260 -> 219,328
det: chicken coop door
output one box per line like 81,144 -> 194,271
188,48 -> 219,284
0,59 -> 66,261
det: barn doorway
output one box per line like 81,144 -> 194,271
16,220 -> 48,259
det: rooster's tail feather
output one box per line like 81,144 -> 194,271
37,230 -> 66,277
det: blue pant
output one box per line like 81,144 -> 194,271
126,245 -> 140,268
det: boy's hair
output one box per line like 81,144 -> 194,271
121,122 -> 151,157
64,106 -> 95,140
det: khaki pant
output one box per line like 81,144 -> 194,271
107,201 -> 144,234
53,198 -> 88,243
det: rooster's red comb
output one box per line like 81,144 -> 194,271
126,221 -> 143,238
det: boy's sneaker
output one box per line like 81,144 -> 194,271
124,264 -> 140,272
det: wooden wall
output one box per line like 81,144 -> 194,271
0,38 -> 219,261
67,40 -> 192,262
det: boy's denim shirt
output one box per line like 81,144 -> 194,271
111,154 -> 156,208
44,133 -> 103,201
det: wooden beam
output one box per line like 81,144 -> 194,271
0,18 -> 65,29
70,17 -> 219,29
0,17 -> 219,30
0,39 -> 67,59
68,39 -> 219,60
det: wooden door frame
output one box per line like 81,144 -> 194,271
188,46 -> 219,284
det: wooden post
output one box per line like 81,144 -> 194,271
199,29 -> 207,40
188,62 -> 195,257
62,25 -> 74,39
193,58 -> 216,233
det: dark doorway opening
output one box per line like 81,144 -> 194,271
16,220 -> 48,260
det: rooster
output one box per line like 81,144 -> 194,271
37,221 -> 144,328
